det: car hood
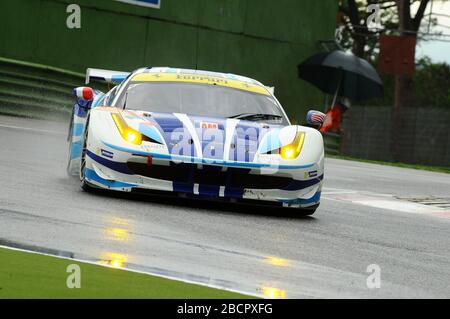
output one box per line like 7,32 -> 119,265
116,110 -> 293,163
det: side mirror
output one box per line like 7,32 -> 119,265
306,110 -> 326,127
73,87 -> 94,109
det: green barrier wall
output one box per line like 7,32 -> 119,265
0,0 -> 337,121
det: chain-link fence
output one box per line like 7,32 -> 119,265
340,106 -> 450,167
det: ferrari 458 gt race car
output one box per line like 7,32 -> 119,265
67,67 -> 325,215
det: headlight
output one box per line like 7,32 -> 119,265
280,132 -> 305,160
111,113 -> 143,145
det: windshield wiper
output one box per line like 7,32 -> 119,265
229,113 -> 282,121
123,92 -> 128,109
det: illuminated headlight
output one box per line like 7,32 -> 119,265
280,132 -> 305,160
111,113 -> 143,145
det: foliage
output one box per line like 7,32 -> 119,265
414,57 -> 450,108
362,57 -> 450,108
338,0 -> 434,61
338,0 -> 449,108
338,0 -> 399,61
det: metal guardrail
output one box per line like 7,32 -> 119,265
323,131 -> 341,155
0,57 -> 90,119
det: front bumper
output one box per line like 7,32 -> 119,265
84,144 -> 323,209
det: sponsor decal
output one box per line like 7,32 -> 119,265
200,121 -> 219,130
131,73 -> 270,95
176,74 -> 228,85
308,170 -> 318,178
101,149 -> 114,159
257,153 -> 281,164
115,0 -> 161,9
141,144 -> 165,152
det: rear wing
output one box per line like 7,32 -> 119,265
85,68 -> 130,85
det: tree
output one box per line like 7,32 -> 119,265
394,0 -> 429,109
393,0 -> 430,160
414,58 -> 450,108
338,0 -> 399,61
339,0 -> 431,105
339,0 -> 433,161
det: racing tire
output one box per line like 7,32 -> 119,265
79,118 -> 94,192
67,107 -> 74,142
66,110 -> 77,176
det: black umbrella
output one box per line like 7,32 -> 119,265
298,50 -> 383,101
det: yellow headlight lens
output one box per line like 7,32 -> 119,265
111,113 -> 143,145
280,132 -> 305,160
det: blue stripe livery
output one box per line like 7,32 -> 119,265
85,168 -> 136,189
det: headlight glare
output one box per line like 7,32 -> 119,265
112,113 -> 143,145
280,132 -> 305,160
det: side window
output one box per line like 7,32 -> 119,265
95,94 -> 106,107
104,86 -> 119,106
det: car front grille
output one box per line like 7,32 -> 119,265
126,161 -> 293,190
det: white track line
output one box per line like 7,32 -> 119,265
322,187 -> 450,218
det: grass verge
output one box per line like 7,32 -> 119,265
0,247 -> 252,299
327,154 -> 450,174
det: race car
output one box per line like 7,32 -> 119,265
67,67 -> 325,215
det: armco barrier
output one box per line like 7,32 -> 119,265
323,132 -> 341,155
0,57 -> 86,119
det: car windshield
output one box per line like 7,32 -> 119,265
115,82 -> 288,124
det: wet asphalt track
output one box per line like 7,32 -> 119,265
0,115 -> 449,298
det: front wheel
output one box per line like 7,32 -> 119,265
66,112 -> 78,176
79,120 -> 93,192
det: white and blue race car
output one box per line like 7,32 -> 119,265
67,67 -> 325,215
